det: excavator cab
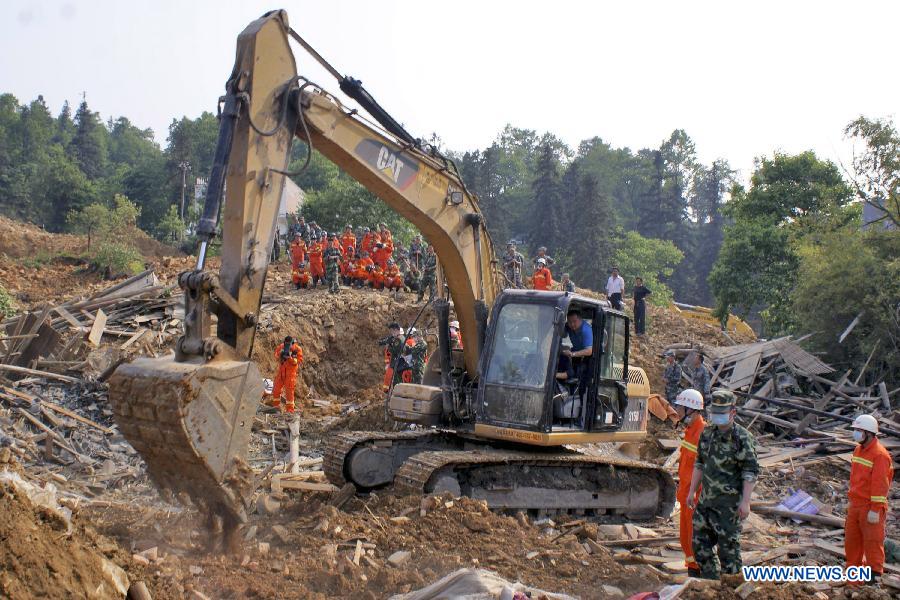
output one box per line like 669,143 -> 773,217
472,291 -> 649,445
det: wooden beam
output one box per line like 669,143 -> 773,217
0,364 -> 81,383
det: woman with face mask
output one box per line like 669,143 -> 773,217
845,414 -> 894,584
673,388 -> 706,577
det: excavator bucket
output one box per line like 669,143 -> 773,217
107,355 -> 262,525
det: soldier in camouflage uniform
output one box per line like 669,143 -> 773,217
663,350 -> 682,404
405,328 -> 428,384
502,242 -> 525,289
418,245 -> 437,303
686,390 -> 759,580
323,234 -> 343,294
691,352 -> 711,397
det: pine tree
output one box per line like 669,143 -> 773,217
70,98 -> 107,180
529,142 -> 564,251
570,173 -> 616,289
53,100 -> 75,147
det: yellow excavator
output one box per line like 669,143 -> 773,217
107,10 -> 675,531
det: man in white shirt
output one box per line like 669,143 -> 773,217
605,267 -> 625,310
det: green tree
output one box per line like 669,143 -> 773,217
529,142 -> 564,250
155,204 -> 185,243
70,98 -> 108,180
67,202 -> 110,250
569,172 -> 617,290
302,176 -> 416,243
844,116 -> 900,228
31,145 -> 98,231
791,226 -> 900,381
614,231 -> 683,306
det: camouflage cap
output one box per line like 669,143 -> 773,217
708,389 -> 736,413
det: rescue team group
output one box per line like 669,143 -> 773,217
670,388 -> 892,584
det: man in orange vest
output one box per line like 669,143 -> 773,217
353,251 -> 374,288
674,388 -> 706,577
292,263 -> 311,289
267,336 -> 303,413
532,258 -> 553,291
289,233 -> 306,270
307,238 -> 325,287
373,242 -> 391,270
845,414 -> 894,583
340,225 -> 356,256
384,259 -> 403,291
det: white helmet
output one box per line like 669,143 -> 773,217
449,320 -> 460,330
674,388 -> 704,411
537,258 -> 546,265
851,414 -> 879,435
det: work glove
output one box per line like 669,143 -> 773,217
867,510 -> 881,525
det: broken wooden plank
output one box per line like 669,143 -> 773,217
752,505 -> 844,528
87,309 -> 107,347
41,402 -> 114,435
0,363 -> 81,383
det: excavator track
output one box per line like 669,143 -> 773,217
325,430 -> 675,520
393,449 -> 675,519
324,430 -> 458,489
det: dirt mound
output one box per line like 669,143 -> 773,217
253,268 -> 436,403
0,470 -> 135,600
86,491 -> 655,599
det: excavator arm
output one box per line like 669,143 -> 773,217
108,10 -> 497,527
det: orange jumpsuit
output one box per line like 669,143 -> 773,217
292,266 -> 310,288
532,267 -> 553,291
677,415 -> 705,570
384,265 -> 403,290
354,256 -> 374,285
340,233 -> 356,256
361,232 -> 377,255
272,342 -> 303,412
370,264 -> 385,289
307,242 -> 325,280
845,438 -> 893,575
373,244 -> 392,269
289,240 -> 306,269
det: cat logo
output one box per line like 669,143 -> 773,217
376,146 -> 404,184
354,139 -> 418,191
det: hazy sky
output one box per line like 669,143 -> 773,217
2,0 -> 898,180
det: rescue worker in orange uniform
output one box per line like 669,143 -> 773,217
384,259 -> 403,291
532,258 -> 554,291
361,228 -> 377,255
378,223 -> 393,245
845,414 -> 894,583
674,388 -> 706,577
353,252 -> 374,288
340,225 -> 356,256
369,262 -> 385,290
307,238 -> 325,287
341,248 -> 356,285
289,234 -> 306,269
373,242 -> 392,270
292,263 -> 311,289
269,336 -> 303,413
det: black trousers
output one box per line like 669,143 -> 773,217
634,300 -> 646,334
609,292 -> 623,310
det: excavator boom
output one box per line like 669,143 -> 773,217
108,10 -> 674,527
108,10 -> 497,524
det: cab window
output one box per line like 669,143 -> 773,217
599,313 -> 627,380
484,303 -> 556,389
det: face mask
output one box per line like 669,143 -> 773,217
853,430 -> 866,443
710,413 -> 730,426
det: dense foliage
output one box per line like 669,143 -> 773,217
1,92 -> 897,381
